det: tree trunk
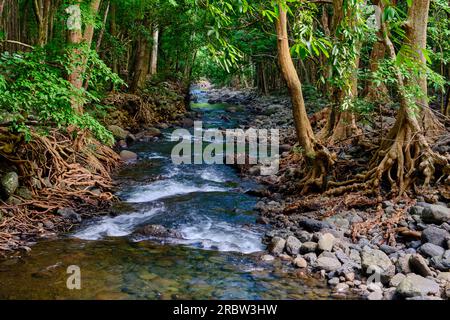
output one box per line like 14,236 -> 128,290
150,25 -> 159,75
110,1 -> 118,74
319,0 -> 361,144
276,2 -> 334,193
131,22 -> 150,92
33,0 -> 51,46
366,3 -> 388,101
404,0 -> 444,137
360,3 -> 449,195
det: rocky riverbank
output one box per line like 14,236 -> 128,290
204,87 -> 450,300
0,81 -> 190,256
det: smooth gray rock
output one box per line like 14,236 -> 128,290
120,150 -> 138,162
361,248 -> 395,280
298,217 -> 333,232
300,241 -> 318,254
316,257 -> 342,272
409,254 -> 433,277
421,204 -> 450,224
389,273 -> 406,287
418,243 -> 445,258
396,274 -> 440,298
293,256 -> 307,268
285,236 -> 302,255
295,230 -> 313,242
421,226 -> 449,247
318,233 -> 335,251
430,255 -> 450,271
268,237 -> 286,255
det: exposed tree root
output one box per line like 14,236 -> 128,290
0,128 -> 121,254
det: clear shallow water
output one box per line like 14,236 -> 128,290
0,93 -> 344,300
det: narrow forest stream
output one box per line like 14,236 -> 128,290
0,89 -> 342,300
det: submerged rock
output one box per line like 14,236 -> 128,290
133,224 -> 182,239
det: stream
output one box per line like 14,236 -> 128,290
0,89 -> 341,300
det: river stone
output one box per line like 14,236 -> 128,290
295,230 -> 313,242
303,252 -> 317,263
335,283 -> 349,292
396,254 -> 412,274
285,236 -> 302,255
315,257 -> 342,272
57,208 -> 81,223
418,243 -> 445,258
15,186 -> 33,200
293,256 -> 307,268
421,226 -> 449,247
300,241 -> 318,254
108,125 -> 129,140
389,273 -> 406,287
268,237 -> 286,255
367,290 -> 383,300
298,217 -> 333,232
1,171 -> 19,198
318,233 -> 335,252
436,272 -> 450,282
120,150 -> 138,162
361,248 -> 395,280
421,204 -> 450,224
396,274 -> 440,298
409,254 -> 433,277
133,225 -> 182,239
260,254 -> 275,262
430,255 -> 450,271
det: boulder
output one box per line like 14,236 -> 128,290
0,171 -> 19,199
361,248 -> 395,281
421,226 -> 449,247
298,217 -> 333,232
396,254 -> 412,274
120,150 -> 138,162
133,224 -> 182,238
430,255 -> 450,271
268,237 -> 286,255
285,236 -> 302,255
318,233 -> 335,252
389,273 -> 406,287
300,241 -> 318,254
409,254 -> 433,277
293,256 -> 307,268
315,257 -> 342,272
418,243 -> 445,258
396,274 -> 440,298
108,125 -> 129,140
421,204 -> 450,224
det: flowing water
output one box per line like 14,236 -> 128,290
0,89 -> 343,300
